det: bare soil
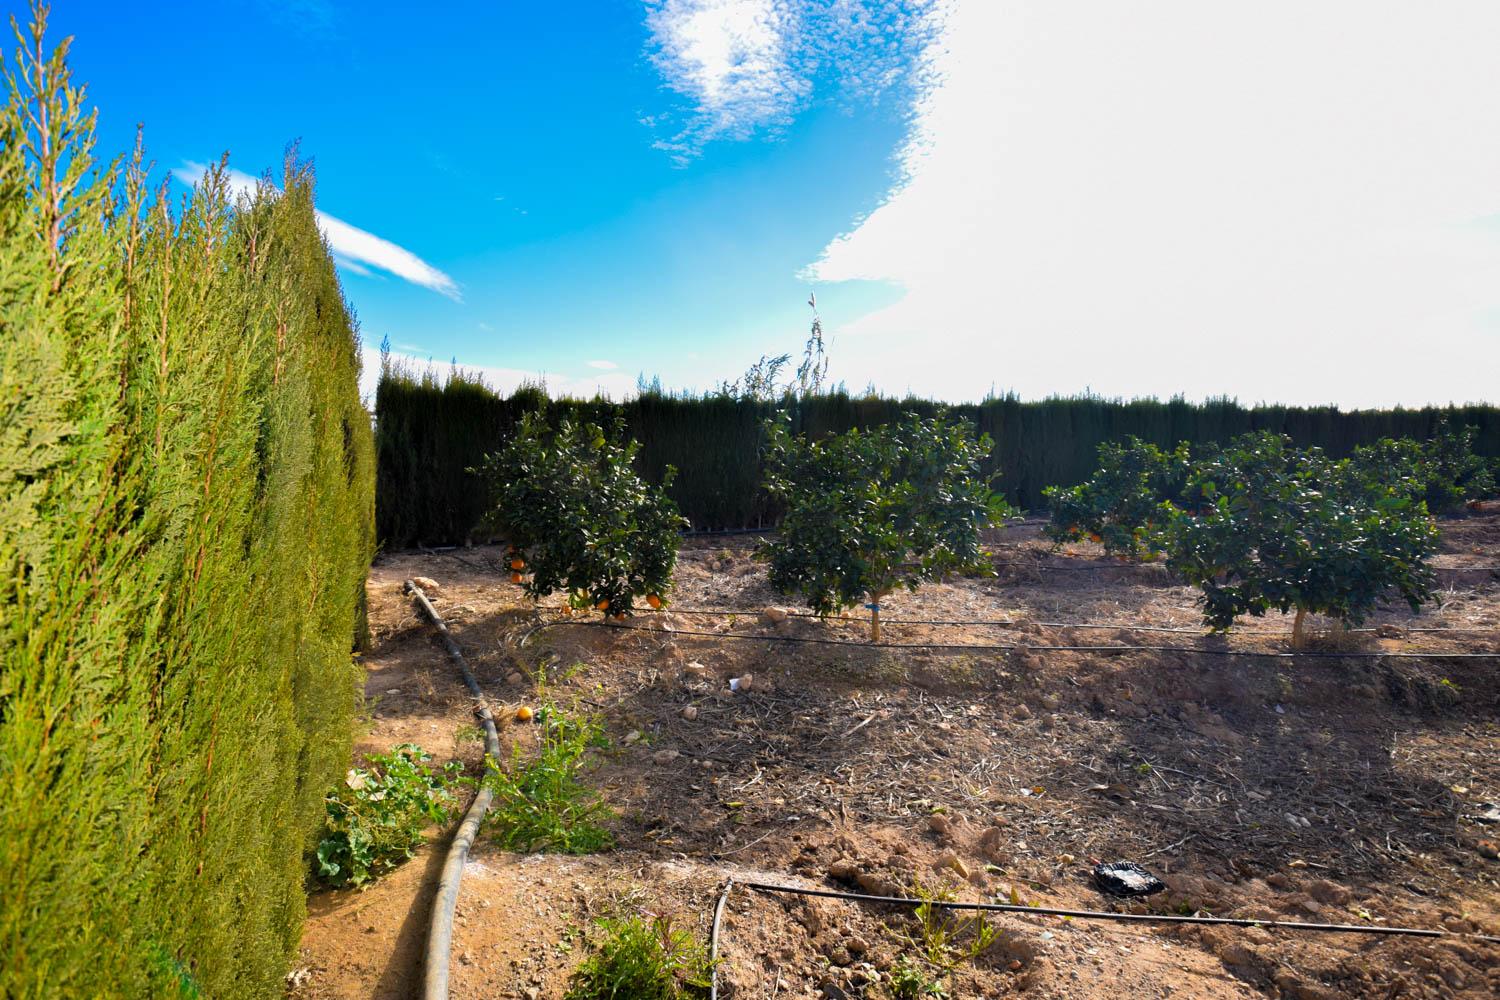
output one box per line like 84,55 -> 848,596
292,515 -> 1500,999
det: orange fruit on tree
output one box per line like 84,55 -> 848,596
510,558 -> 525,570
595,599 -> 609,611
510,571 -> 523,584
646,594 -> 662,609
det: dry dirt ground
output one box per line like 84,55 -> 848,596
292,516 -> 1500,1000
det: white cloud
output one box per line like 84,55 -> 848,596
173,162 -> 460,300
808,1 -> 1500,407
587,359 -> 619,370
361,346 -> 638,406
642,1 -> 931,159
645,0 -> 801,148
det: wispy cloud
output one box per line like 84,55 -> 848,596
173,162 -> 460,300
807,0 -> 1500,407
642,0 -> 931,161
645,0 -> 801,152
586,359 -> 619,370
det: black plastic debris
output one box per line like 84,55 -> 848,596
1092,861 -> 1166,897
1465,802 -> 1500,825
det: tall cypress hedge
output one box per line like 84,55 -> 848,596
0,12 -> 373,998
376,372 -> 1498,546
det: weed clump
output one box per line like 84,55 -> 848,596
564,914 -> 713,1000
315,745 -> 466,888
485,704 -> 614,853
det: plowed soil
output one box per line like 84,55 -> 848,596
290,516 -> 1500,999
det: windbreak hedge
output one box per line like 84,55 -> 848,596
376,368 -> 1499,546
0,14 -> 373,1000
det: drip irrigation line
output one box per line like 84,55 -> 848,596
708,879 -> 734,1000
649,607 -> 1499,636
407,581 -> 503,1000
518,617 -> 1500,660
736,881 -> 1500,945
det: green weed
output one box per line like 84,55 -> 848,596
889,957 -> 947,999
485,703 -> 614,853
315,744 -> 466,889
564,914 -> 713,1000
905,878 -> 999,968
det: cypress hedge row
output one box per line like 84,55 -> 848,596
376,366 -> 1498,547
1,15 -> 373,999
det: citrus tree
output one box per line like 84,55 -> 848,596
1043,437 -> 1192,559
475,412 -> 686,616
1164,433 -> 1438,647
1349,417 -> 1495,515
758,413 -> 1007,640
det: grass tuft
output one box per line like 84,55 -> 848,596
485,703 -> 614,853
564,914 -> 713,1000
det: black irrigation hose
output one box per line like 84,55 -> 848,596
407,581 -> 504,1000
708,879 -> 734,1000
734,881 -> 1500,945
518,616 -> 1500,660
652,607 -> 1500,636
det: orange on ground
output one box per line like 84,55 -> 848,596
514,706 -> 533,722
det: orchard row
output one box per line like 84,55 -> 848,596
476,414 -> 1495,647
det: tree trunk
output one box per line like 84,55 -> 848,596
869,593 -> 881,643
1292,607 -> 1307,650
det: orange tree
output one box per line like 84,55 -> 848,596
758,413 -> 1006,640
1164,433 -> 1437,647
475,413 -> 686,616
1043,437 -> 1193,559
1349,417 -> 1495,515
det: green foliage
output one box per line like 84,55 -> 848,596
1164,433 -> 1438,642
1350,417 -> 1495,515
1043,437 -> 1192,558
905,878 -> 1000,968
315,745 -> 465,889
889,957 -> 948,999
0,8 -> 373,996
758,413 -> 1002,617
564,914 -> 713,1000
374,369 -> 1500,544
475,412 -> 686,615
484,704 -> 614,853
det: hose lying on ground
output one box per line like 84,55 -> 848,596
407,580 -> 503,1000
655,606 -> 1499,636
735,880 -> 1500,944
708,879 -> 735,1000
518,617 -> 1500,660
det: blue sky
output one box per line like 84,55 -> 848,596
31,2 -> 1500,406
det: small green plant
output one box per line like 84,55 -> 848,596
474,412 -> 687,616
315,744 -> 465,888
905,878 -> 999,968
1044,437 -> 1193,559
564,914 -> 713,1000
485,703 -> 613,853
759,412 -> 1006,640
889,957 -> 947,999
